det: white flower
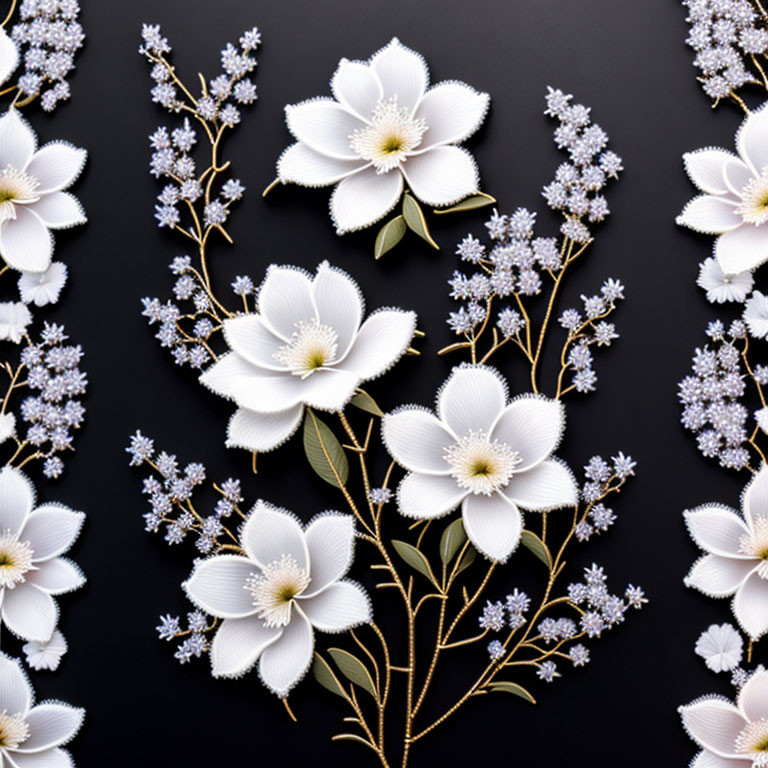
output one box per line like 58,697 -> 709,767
757,408 -> 768,436
18,262 -> 67,306
23,629 -> 67,671
381,365 -> 578,562
697,257 -> 754,303
184,502 -> 371,695
0,28 -> 18,87
276,38 -> 489,234
0,468 -> 85,643
0,652 -> 82,763
680,667 -> 768,766
0,412 -> 15,443
744,291 -> 768,338
695,623 -> 743,673
678,104 -> 768,275
0,302 -> 31,343
685,467 -> 768,640
0,110 -> 86,273
200,261 -> 416,452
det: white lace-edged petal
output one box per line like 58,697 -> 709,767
737,667 -> 768,722
258,607 -> 314,695
676,195 -> 743,235
382,409 -> 455,474
257,265 -> 316,340
2,583 -> 57,642
303,514 -> 355,598
414,82 -> 489,150
0,28 -> 19,88
285,98 -> 364,160
28,192 -> 86,230
396,472 -> 467,519
8,748 -> 75,768
0,207 -> 53,274
241,501 -> 309,572
690,751 -> 744,768
299,581 -> 371,631
715,224 -> 768,275
226,405 -> 304,453
461,492 -> 522,562
277,142 -> 368,188
734,570 -> 768,640
679,697 -> 746,758
16,703 -> 84,753
503,459 -> 578,511
0,653 -> 32,715
683,149 -> 744,196
685,554 -> 755,597
25,558 -> 85,596
222,314 -> 288,372
21,506 -> 84,563
330,165 -> 404,234
0,111 -> 36,171
684,505 -> 753,559
0,467 -> 34,536
736,102 -> 768,175
26,143 -> 86,194
311,261 -> 363,358
743,466 -> 768,532
210,616 -> 282,679
402,145 -> 480,207
370,38 -> 429,113
331,58 -> 383,121
436,365 -> 506,436
183,555 -> 259,619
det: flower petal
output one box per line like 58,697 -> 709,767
0,28 -> 19,88
685,554 -> 755,597
715,224 -> 768,274
690,752 -> 744,768
491,396 -> 564,471
336,309 -> 416,378
311,262 -> 363,359
744,465 -> 768,532
285,98 -> 363,159
300,368 -> 361,410
437,365 -> 506,436
258,607 -> 314,695
679,697 -> 746,758
222,314 -> 288,372
737,102 -> 768,175
2,584 -> 57,642
0,653 -> 31,714
277,142 -> 367,188
0,467 -> 34,536
16,703 -> 83,753
370,38 -> 428,112
28,192 -> 85,230
210,616 -> 281,679
303,514 -> 355,598
331,58 -> 383,121
330,165 -> 403,234
684,505 -> 752,559
226,405 -> 304,453
0,207 -> 52,273
21,506 -> 84,562
683,149 -> 744,196
299,581 -> 371,631
723,157 -> 753,198
737,667 -> 768,721
503,459 -> 577,511
402,146 -> 479,207
414,82 -> 489,150
382,408 -> 455,474
242,501 -> 309,572
0,111 -> 35,171
7,749 -> 75,768
26,143 -> 86,194
734,570 -> 768,640
396,472 -> 467,519
461,493 -> 522,562
258,265 -> 316,340
676,195 -> 742,234
183,555 -> 258,619
25,559 -> 84,596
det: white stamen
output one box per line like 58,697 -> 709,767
349,97 -> 428,174
0,532 -> 34,589
0,710 -> 29,750
0,165 -> 40,224
444,430 -> 522,496
246,554 -> 310,628
740,515 -> 768,579
273,318 -> 339,378
737,170 -> 768,226
735,718 -> 768,765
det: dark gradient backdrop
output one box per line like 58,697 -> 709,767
24,0 -> 753,765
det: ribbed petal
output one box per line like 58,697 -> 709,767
21,506 -> 84,563
258,608 -> 314,695
311,261 -> 363,359
226,405 -> 304,453
734,571 -> 768,639
7,748 -> 75,767
0,28 -> 19,88
370,38 -> 428,112
2,583 -> 56,642
330,165 -> 403,234
686,554 -> 755,597
28,192 -> 85,230
25,558 -> 84,596
303,515 -> 355,598
382,409 -> 455,474
330,58 -> 383,121
0,207 -> 52,273
223,314 -> 288,372
183,555 -> 259,619
299,581 -> 371,631
414,82 -> 489,150
26,143 -> 86,194
461,493 -> 522,562
737,667 -> 768,721
744,465 -> 768,533
397,472 -> 467,519
684,505 -> 752,559
437,365 -> 506,436
258,266 -> 316,340
402,146 -> 479,207
683,149 -> 743,196
676,195 -> 742,234
503,460 -> 577,512
736,101 -> 768,175
680,698 -> 745,758
277,142 -> 367,187
242,501 -> 309,571
0,653 -> 31,715
0,467 -> 33,536
0,111 -> 35,171
210,616 -> 281,679
16,704 -> 83,753
285,98 -> 363,159
716,224 -> 768,274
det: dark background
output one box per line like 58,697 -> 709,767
17,0 -> 758,765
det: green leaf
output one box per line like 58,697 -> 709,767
392,539 -> 440,588
433,192 -> 497,215
374,215 -> 407,260
402,193 -> 439,249
328,648 -> 377,699
454,543 -> 477,577
489,681 -> 537,703
440,518 -> 467,565
303,410 -> 349,488
349,391 -> 384,417
521,529 -> 552,568
312,653 -> 350,701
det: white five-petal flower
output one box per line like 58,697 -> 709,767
276,38 -> 489,234
697,257 -> 754,304
678,104 -> 768,275
23,629 -> 68,672
694,623 -> 743,673
382,365 -> 578,562
0,653 -> 82,764
0,110 -> 86,274
685,466 -> 768,640
0,467 -> 85,644
184,501 -> 371,695
200,261 -> 416,453
681,667 -> 768,767
18,262 -> 67,306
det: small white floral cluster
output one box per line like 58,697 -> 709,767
9,0 -> 84,111
574,452 -> 635,541
682,0 -> 768,103
694,623 -> 751,683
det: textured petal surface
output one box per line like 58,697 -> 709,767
258,608 -> 314,695
402,146 -> 479,206
0,467 -> 33,536
26,559 -> 84,596
0,653 -> 31,715
737,102 -> 768,174
690,751 -> 744,768
491,397 -> 564,471
744,465 -> 768,532
397,472 -> 467,519
26,143 -> 86,194
223,314 -> 288,372
503,460 -> 577,511
331,58 -> 383,120
715,224 -> 768,274
285,98 -> 363,159
370,38 -> 428,112
685,505 -> 751,558
0,27 -> 18,88
680,698 -> 745,757
437,365 -> 505,436
303,515 -> 355,597
461,493 -> 522,562
0,111 -> 35,170
184,555 -> 258,619
414,82 -> 489,149
28,192 -> 85,229
242,501 -> 309,571
8,748 -> 75,767
737,667 -> 768,721
734,571 -> 768,639
210,616 -> 281,679
17,704 -> 83,753
299,581 -> 371,631
258,266 -> 316,340
382,409 -> 455,474
0,207 -> 52,273
21,506 -> 83,562
226,405 -> 304,453
676,195 -> 742,234
686,554 -> 755,597
2,584 -> 56,642
312,262 -> 363,359
683,149 -> 743,196
330,165 -> 403,234
277,142 -> 367,187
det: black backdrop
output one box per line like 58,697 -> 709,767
22,0 -> 757,765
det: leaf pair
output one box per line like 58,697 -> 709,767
313,649 -> 377,701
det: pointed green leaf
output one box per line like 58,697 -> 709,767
402,193 -> 439,249
521,529 -> 552,568
433,192 -> 497,215
328,648 -> 378,699
489,681 -> 536,703
303,410 -> 349,488
349,391 -> 384,417
392,539 -> 440,588
440,518 -> 467,565
374,215 -> 407,259
313,653 -> 350,701
454,543 -> 477,576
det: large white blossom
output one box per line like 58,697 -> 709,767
184,501 -> 370,695
685,466 -> 768,640
680,667 -> 768,767
0,652 -> 83,765
200,261 -> 416,452
0,110 -> 86,273
0,467 -> 85,644
678,104 -> 768,275
276,38 -> 489,234
382,365 -> 578,562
